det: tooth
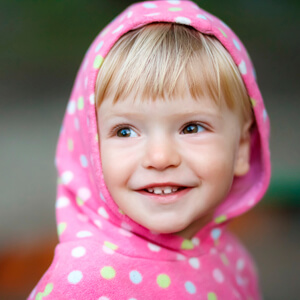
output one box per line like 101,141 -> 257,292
172,187 -> 178,192
153,188 -> 162,194
147,188 -> 153,193
163,187 -> 172,194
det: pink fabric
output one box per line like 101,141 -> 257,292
29,1 -> 270,299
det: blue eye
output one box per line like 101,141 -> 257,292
116,127 -> 138,137
182,124 -> 205,134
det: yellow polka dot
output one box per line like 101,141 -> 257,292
77,97 -> 84,110
104,241 -> 118,250
219,28 -> 227,37
208,292 -> 218,300
157,274 -> 171,288
76,196 -> 84,206
67,139 -> 74,151
214,215 -> 227,224
220,253 -> 229,266
93,55 -> 104,69
57,222 -> 67,236
95,134 -> 99,142
250,98 -> 257,107
100,266 -> 116,280
181,239 -> 194,250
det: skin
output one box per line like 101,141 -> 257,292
97,93 -> 251,239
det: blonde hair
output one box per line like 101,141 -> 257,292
95,23 -> 252,123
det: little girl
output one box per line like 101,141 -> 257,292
29,1 -> 270,299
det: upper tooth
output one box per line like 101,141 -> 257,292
163,187 -> 172,194
153,188 -> 162,194
172,187 -> 178,192
147,188 -> 154,193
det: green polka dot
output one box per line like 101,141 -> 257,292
220,253 -> 229,266
95,134 -> 99,141
93,55 -> 104,69
168,7 -> 182,11
35,283 -> 53,300
157,274 -> 171,288
100,266 -> 116,280
215,215 -> 227,224
104,241 -> 118,250
219,28 -> 227,37
76,196 -> 84,206
250,97 -> 257,107
57,222 -> 67,236
77,96 -> 84,110
181,239 -> 194,250
208,292 -> 218,300
57,177 -> 63,185
67,139 -> 73,151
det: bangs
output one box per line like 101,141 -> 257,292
96,23 -> 251,122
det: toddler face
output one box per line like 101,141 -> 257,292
97,93 -> 250,238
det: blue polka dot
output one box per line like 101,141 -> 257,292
143,3 -> 157,8
263,109 -> 268,121
197,14 -> 207,20
185,281 -> 196,294
233,39 -> 241,51
129,270 -> 142,284
80,155 -> 88,168
211,228 -> 221,240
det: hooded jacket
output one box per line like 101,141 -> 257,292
29,1 -> 271,299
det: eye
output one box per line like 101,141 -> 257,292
181,123 -> 205,134
116,127 -> 138,138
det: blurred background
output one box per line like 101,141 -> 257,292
0,0 -> 299,299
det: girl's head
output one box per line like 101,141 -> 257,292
96,23 -> 252,125
95,23 -> 254,238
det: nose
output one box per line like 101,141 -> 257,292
142,136 -> 181,171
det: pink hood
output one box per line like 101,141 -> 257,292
29,1 -> 270,299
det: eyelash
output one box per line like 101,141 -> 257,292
110,122 -> 208,138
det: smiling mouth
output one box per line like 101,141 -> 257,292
143,186 -> 186,195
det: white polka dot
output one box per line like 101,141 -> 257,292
98,297 -> 110,300
129,270 -> 143,284
68,270 -> 83,284
127,11 -> 133,18
71,246 -> 86,258
176,254 -> 186,261
197,14 -> 207,20
112,24 -> 124,34
191,237 -> 200,246
175,16 -> 192,25
144,12 -> 160,17
102,245 -> 115,254
247,198 -> 255,206
233,39 -> 241,50
121,222 -> 132,231
94,219 -> 102,228
143,3 -> 157,8
95,41 -> 104,52
98,207 -> 109,219
263,109 -> 268,121
89,93 -> 95,105
189,257 -> 200,269
76,230 -> 93,238
185,281 -> 196,294
78,187 -> 91,201
67,101 -> 76,114
77,213 -> 88,222
236,274 -> 247,286
128,298 -> 137,300
213,268 -> 224,283
74,117 -> 80,130
210,248 -> 217,255
56,196 -> 70,208
87,117 -> 90,127
211,228 -> 222,240
167,0 -> 180,4
238,60 -> 247,75
147,242 -> 161,252
119,228 -> 132,237
80,155 -> 89,168
100,192 -> 106,202
83,58 -> 89,70
237,258 -> 245,271
226,244 -> 233,252
61,171 -> 73,184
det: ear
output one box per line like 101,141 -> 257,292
234,120 -> 252,176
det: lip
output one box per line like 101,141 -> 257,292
138,182 -> 192,190
137,186 -> 193,204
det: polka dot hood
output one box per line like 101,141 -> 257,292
29,1 -> 270,299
